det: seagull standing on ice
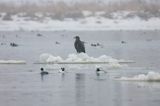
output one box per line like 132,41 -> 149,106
74,36 -> 86,53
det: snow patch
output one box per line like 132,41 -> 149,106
82,11 -> 93,17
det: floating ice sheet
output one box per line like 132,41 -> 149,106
40,53 -> 121,63
118,71 -> 160,81
0,60 -> 26,64
39,53 -> 128,69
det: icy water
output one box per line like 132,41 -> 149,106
0,30 -> 160,106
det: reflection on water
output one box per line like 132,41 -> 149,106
75,73 -> 86,106
40,73 -> 48,82
0,66 -> 160,106
60,73 -> 65,81
41,74 -> 44,81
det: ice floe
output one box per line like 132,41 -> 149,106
39,53 -> 128,69
0,60 -> 26,64
119,71 -> 160,81
40,53 -> 123,63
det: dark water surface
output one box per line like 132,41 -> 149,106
0,30 -> 160,106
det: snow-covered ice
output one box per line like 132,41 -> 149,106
39,53 -> 128,69
40,53 -> 121,63
0,60 -> 26,64
118,71 -> 160,81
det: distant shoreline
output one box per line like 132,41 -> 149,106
0,0 -> 159,31
0,16 -> 160,31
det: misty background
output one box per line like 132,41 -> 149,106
0,0 -> 160,21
